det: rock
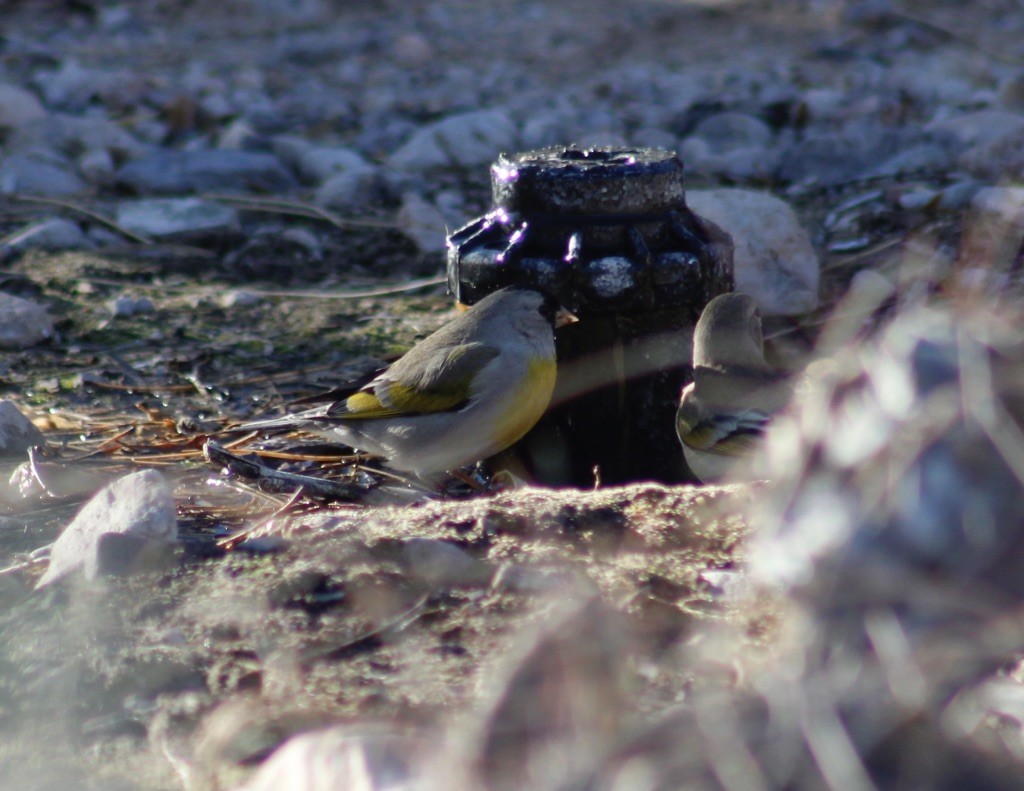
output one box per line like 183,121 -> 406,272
279,227 -> 324,260
37,59 -> 99,110
251,0 -> 327,22
520,111 -> 573,150
0,293 -> 54,349
295,146 -> 375,185
392,32 -> 435,67
116,198 -> 240,239
629,127 -> 678,151
78,148 -> 116,184
397,537 -> 492,587
682,137 -> 780,181
396,192 -> 448,255
925,109 -> 1024,150
868,143 -> 951,178
116,149 -> 296,195
958,127 -> 1024,181
802,87 -> 846,121
0,401 -> 44,458
687,188 -> 819,315
313,168 -> 381,211
236,727 -> 417,791
937,179 -> 983,211
218,290 -> 263,309
775,128 -> 911,186
8,218 -> 89,251
387,108 -> 518,171
688,111 -> 773,154
11,113 -> 147,160
0,152 -> 86,196
109,295 -> 156,317
36,469 -> 177,588
0,84 -> 46,130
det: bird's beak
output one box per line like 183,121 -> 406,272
554,307 -> 578,328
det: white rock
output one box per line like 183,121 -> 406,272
36,469 -> 177,588
0,84 -> 46,130
0,293 -> 54,349
387,108 -> 518,171
0,401 -> 44,458
313,169 -> 380,211
296,146 -> 374,185
396,193 -> 448,255
237,728 -> 415,791
687,188 -> 820,316
116,198 -> 240,239
219,290 -> 263,309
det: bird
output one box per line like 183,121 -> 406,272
243,287 -> 565,482
676,292 -> 792,483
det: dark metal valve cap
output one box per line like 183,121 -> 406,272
447,146 -> 731,314
446,146 -> 734,485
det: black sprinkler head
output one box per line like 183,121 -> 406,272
447,146 -> 734,485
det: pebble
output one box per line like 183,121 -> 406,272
776,128 -> 910,186
36,59 -> 99,110
0,152 -> 86,196
109,295 -> 156,318
236,727 -> 415,791
396,192 -> 448,255
520,110 -> 575,150
116,149 -> 296,195
78,148 -> 116,184
687,111 -> 773,154
0,83 -> 46,130
629,127 -> 678,151
294,146 -> 375,185
0,401 -> 45,458
7,217 -> 89,251
313,169 -> 381,211
36,468 -> 177,588
219,290 -> 263,309
957,126 -> 1024,180
925,109 -> 1024,150
7,113 -> 147,161
0,293 -> 55,349
687,188 -> 819,316
116,197 -> 240,239
387,108 -> 518,171
868,143 -> 951,178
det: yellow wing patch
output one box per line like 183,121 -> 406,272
708,431 -> 762,458
342,382 -> 470,419
678,420 -> 718,451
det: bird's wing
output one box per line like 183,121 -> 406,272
335,342 -> 501,419
677,402 -> 770,458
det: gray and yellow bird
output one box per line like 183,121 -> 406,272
246,287 -> 563,482
676,292 -> 792,483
